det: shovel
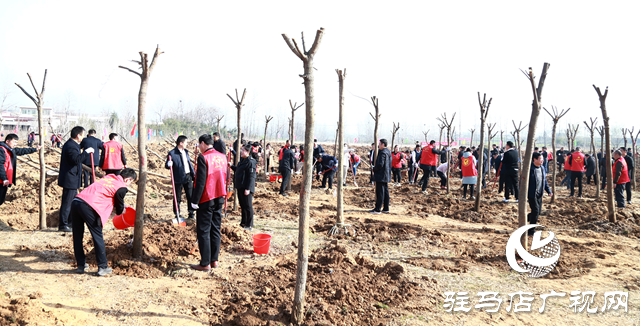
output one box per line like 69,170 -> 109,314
90,151 -> 96,183
168,156 -> 185,227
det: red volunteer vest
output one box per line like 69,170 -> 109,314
102,141 -> 124,170
615,157 -> 630,184
460,156 -> 477,177
570,152 -> 585,172
420,145 -> 438,166
392,152 -> 403,168
547,152 -> 553,161
564,158 -> 571,170
1,146 -> 14,184
196,148 -> 228,203
350,153 -> 360,164
76,174 -> 127,227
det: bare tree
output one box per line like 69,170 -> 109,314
215,115 -> 224,134
474,93 -> 492,211
330,68 -> 352,236
14,70 -> 47,229
391,122 -> 400,149
584,117 -> 600,198
436,113 -> 456,193
500,130 -> 504,148
518,63 -> 550,248
512,121 -> 527,171
422,130 -> 429,143
438,123 -> 445,150
567,124 -> 580,149
227,88 -> 247,211
118,45 -> 163,258
630,128 -> 640,190
369,96 -> 380,171
486,123 -> 497,180
262,115 -> 273,173
543,105 -> 570,203
622,128 -> 628,149
594,85 -> 615,222
282,27 -> 324,325
289,100 -> 303,143
469,128 -> 475,148
333,121 -> 339,157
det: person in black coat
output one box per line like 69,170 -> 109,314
317,154 -> 338,190
278,144 -> 295,196
500,141 -> 519,202
621,147 -> 634,204
79,129 -> 104,188
230,144 -> 257,230
527,152 -> 553,236
212,132 -> 227,154
0,134 -> 39,206
585,154 -> 597,185
58,126 -> 92,232
370,139 -> 392,214
313,139 -> 325,181
165,135 -> 196,220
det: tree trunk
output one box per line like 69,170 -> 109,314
591,132 -> 600,198
446,127 -> 451,193
37,98 -> 46,229
235,101 -> 242,210
594,85 -> 615,222
550,123 -> 557,203
290,110 -> 295,143
336,69 -> 345,225
474,94 -> 491,211
470,130 -> 475,148
518,63 -> 550,248
133,77 -> 149,258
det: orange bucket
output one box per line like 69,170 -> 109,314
252,233 -> 272,254
113,207 -> 136,229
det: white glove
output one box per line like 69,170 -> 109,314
85,147 -> 95,154
446,147 -> 451,152
167,161 -> 173,167
191,203 -> 199,210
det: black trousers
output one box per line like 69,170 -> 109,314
321,170 -> 336,189
570,171 -> 584,197
420,165 -> 435,191
0,186 -> 8,206
503,173 -> 519,200
437,171 -> 447,186
527,195 -> 543,233
238,190 -> 254,228
462,184 -> 475,197
196,197 -> 225,266
374,181 -> 389,212
71,200 -> 108,268
408,165 -> 416,184
280,169 -> 291,194
615,183 -> 626,208
59,188 -> 77,229
586,174 -> 597,185
173,175 -> 195,217
391,168 -> 402,183
82,165 -> 97,188
625,181 -> 632,203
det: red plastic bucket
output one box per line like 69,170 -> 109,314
253,233 -> 272,254
113,207 -> 136,229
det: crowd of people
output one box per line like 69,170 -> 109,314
0,127 -> 637,276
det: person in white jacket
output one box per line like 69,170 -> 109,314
341,143 -> 354,186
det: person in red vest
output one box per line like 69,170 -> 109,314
613,150 -> 630,208
71,168 -> 137,276
419,140 -> 446,195
349,151 -> 361,176
100,133 -> 127,175
560,151 -> 573,190
391,145 -> 404,186
0,134 -> 39,206
190,134 -> 228,271
460,148 -> 478,200
567,147 -> 586,198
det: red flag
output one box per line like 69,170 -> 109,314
130,123 -> 136,136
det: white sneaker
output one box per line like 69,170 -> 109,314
502,199 -> 509,203
470,196 -> 476,200
422,190 -> 429,195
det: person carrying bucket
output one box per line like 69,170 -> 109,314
190,134 -> 227,271
71,168 -> 137,276
229,144 -> 257,231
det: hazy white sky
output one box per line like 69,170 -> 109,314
0,1 -> 638,143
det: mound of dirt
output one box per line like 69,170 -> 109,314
211,243 -> 440,325
0,289 -> 58,326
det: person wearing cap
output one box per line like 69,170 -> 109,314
71,168 -> 137,276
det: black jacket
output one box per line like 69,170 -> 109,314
491,153 -> 502,171
501,148 -> 519,176
214,139 -> 227,154
0,142 -> 37,186
585,156 -> 596,176
80,136 -> 103,166
319,155 -> 338,172
313,144 -> 325,160
624,155 -> 634,175
528,164 -> 551,199
556,150 -> 565,164
373,148 -> 392,183
231,156 -> 256,193
165,147 -> 195,184
58,139 -> 90,189
279,147 -> 295,171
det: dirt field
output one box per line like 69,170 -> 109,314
1,140 -> 639,325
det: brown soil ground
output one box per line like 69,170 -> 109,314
1,140 -> 639,325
